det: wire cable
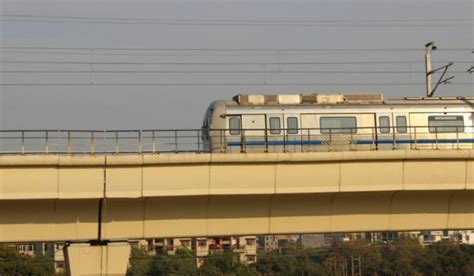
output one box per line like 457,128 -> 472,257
1,83 -> 472,86
0,46 -> 471,52
2,19 -> 472,27
2,60 -> 470,65
0,70 -> 469,74
2,14 -> 473,23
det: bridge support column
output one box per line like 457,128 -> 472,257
64,242 -> 131,276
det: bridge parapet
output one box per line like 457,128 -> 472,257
1,127 -> 473,154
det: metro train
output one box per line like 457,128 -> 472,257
201,93 -> 474,152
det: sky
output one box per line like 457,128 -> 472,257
0,0 -> 473,130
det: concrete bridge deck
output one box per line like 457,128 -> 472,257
1,150 -> 472,243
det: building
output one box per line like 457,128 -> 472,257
459,230 -> 474,245
257,235 -> 278,251
139,236 -> 257,267
16,242 -> 65,273
301,234 -> 326,248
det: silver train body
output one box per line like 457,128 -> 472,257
201,93 -> 474,153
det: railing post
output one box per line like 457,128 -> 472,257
371,127 -> 375,150
152,131 -> 156,154
90,132 -> 95,154
350,129 -> 354,151
392,126 -> 396,150
45,131 -> 49,154
138,130 -> 142,154
264,129 -> 268,153
103,130 -> 107,154
220,130 -> 224,153
329,128 -> 332,151
456,127 -> 460,150
300,129 -> 303,153
413,126 -> 417,150
307,129 -> 311,152
174,130 -> 178,153
67,131 -> 72,154
21,131 -> 25,155
197,130 -> 201,153
435,126 -> 439,149
115,132 -> 119,154
241,129 -> 246,153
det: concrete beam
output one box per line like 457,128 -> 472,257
1,191 -> 472,242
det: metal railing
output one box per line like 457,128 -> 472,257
0,126 -> 472,155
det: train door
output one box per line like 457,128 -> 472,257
241,114 -> 266,153
392,112 -> 410,149
267,114 -> 284,152
226,115 -> 242,153
377,112 -> 394,150
283,113 -> 301,152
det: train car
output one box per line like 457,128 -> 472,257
201,93 -> 474,153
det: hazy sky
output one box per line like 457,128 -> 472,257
1,0 -> 473,129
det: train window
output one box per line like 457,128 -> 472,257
396,116 -> 407,133
379,116 -> 391,133
229,117 -> 241,135
287,117 -> 299,134
428,116 -> 464,133
269,117 -> 281,134
320,117 -> 357,134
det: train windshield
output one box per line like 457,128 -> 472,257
202,108 -> 213,140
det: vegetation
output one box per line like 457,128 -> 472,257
128,239 -> 474,276
0,245 -> 55,276
1,239 -> 473,275
128,248 -> 259,276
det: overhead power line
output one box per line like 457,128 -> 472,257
0,46 -> 471,52
0,70 -> 469,74
2,19 -> 472,27
2,60 -> 469,65
1,83 -> 472,86
1,50 -> 472,58
2,14 -> 473,22
1,15 -> 472,27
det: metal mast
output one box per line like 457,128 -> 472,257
424,41 -> 454,97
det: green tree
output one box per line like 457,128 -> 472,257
199,251 -> 259,276
0,245 -> 54,276
257,245 -> 329,276
127,247 -> 153,276
149,248 -> 197,276
377,241 -> 423,275
416,241 -> 474,276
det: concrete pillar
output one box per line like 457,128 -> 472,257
64,242 -> 131,276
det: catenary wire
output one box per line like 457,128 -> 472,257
0,70 -> 469,74
0,46 -> 472,52
2,14 -> 473,22
1,60 -> 469,65
1,83 -> 472,86
2,19 -> 472,27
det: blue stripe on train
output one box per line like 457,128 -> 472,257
227,139 -> 474,147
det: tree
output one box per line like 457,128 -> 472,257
199,251 -> 259,276
416,241 -> 474,275
127,247 -> 153,276
149,248 -> 197,275
0,245 -> 54,276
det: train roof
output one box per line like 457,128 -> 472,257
230,93 -> 474,106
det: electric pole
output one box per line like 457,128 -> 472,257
424,41 -> 454,97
